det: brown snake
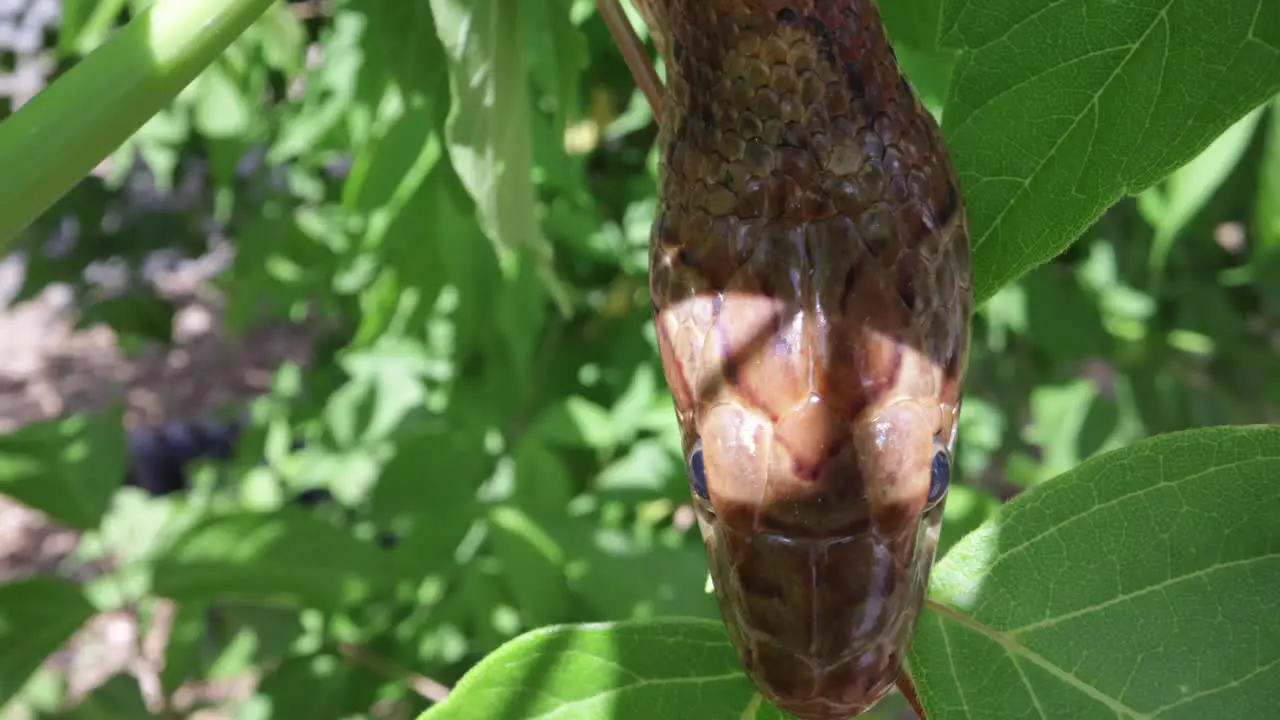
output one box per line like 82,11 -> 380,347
598,1 -> 973,718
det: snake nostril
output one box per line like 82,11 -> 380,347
776,8 -> 800,24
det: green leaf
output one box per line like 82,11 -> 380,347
48,675 -> 149,719
152,508 -> 401,612
1140,106 -> 1265,277
256,2 -> 306,75
370,422 -> 484,574
192,59 -> 253,139
910,425 -> 1280,719
429,0 -> 568,310
936,484 -> 1000,561
0,578 -> 96,709
256,652 -> 384,720
325,338 -> 436,447
570,538 -> 719,622
0,410 -> 126,531
939,0 -> 1280,302
511,436 -> 575,521
417,619 -> 791,720
1024,379 -> 1101,481
595,439 -> 681,499
159,601 -> 213,697
524,0 -> 589,128
532,396 -> 617,450
488,506 -> 570,627
1255,99 -> 1280,253
881,0 -> 946,51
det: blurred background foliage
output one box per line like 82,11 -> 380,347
0,0 -> 1277,718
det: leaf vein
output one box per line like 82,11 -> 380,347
931,603 -> 1144,718
1005,553 -> 1280,635
970,0 -> 1174,253
974,454 -> 1279,588
1145,656 -> 1280,715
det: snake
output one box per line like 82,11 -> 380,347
598,1 -> 973,718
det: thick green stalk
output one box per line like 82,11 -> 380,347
0,0 -> 276,251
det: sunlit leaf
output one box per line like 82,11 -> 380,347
940,0 -> 1280,302
0,409 -> 126,531
429,0 -> 568,309
153,508 -> 401,612
911,425 -> 1280,718
1255,98 -> 1280,253
192,59 -> 253,139
417,619 -> 789,720
532,396 -> 617,450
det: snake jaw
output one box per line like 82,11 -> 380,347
692,492 -> 942,720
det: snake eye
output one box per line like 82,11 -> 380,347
688,440 -> 709,501
927,448 -> 951,507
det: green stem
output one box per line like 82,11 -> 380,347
0,0 -> 275,252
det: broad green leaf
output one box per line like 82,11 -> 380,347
532,396 -> 618,450
417,619 -> 792,720
911,425 -> 1280,719
346,0 -> 449,350
429,0 -> 568,310
881,0 -> 946,51
153,508 -> 401,612
936,484 -> 1000,561
954,395 -> 1006,483
939,0 -> 1280,302
160,601 -> 213,697
894,46 -> 958,122
594,439 -> 681,499
1140,106 -> 1265,277
511,436 -> 575,520
0,409 -> 126,530
370,424 -> 484,574
1255,99 -> 1280,253
192,59 -> 253,139
256,2 -> 306,75
609,364 -> 660,445
0,577 -> 96,708
488,506 -> 571,626
364,0 -> 448,99
524,0 -> 589,128
325,338 -> 436,447
1024,379 -> 1101,481
1024,267 -> 1107,360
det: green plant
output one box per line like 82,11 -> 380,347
0,1 -> 1277,719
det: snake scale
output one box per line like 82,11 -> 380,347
599,1 -> 974,717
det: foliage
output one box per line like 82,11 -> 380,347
0,0 -> 1278,718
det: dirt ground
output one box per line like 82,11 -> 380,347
0,252 -> 316,716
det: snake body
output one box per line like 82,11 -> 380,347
624,1 -> 973,717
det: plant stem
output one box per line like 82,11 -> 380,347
0,0 -> 276,252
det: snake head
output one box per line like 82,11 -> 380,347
670,314 -> 960,720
